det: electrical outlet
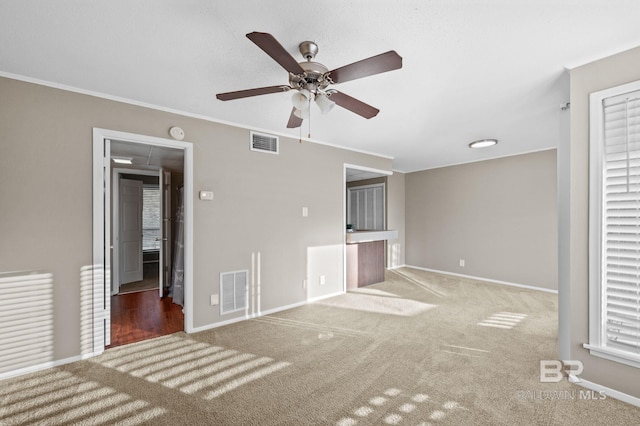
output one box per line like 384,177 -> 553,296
459,259 -> 465,267
319,275 -> 326,285
210,294 -> 219,305
303,279 -> 307,289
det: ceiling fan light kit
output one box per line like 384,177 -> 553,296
216,32 -> 403,129
291,89 -> 312,111
315,93 -> 335,114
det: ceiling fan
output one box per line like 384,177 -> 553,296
216,32 -> 403,129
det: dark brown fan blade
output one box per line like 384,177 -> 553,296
328,51 -> 402,84
216,85 -> 290,101
286,108 -> 303,128
246,32 -> 305,75
329,91 -> 379,119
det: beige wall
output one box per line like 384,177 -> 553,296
0,76 -> 392,370
386,171 -> 405,268
564,45 -> 640,398
405,150 -> 558,290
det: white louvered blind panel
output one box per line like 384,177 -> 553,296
348,184 -> 385,231
602,89 -> 640,354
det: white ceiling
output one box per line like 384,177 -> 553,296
2,1 -> 640,172
346,168 -> 389,183
110,140 -> 184,172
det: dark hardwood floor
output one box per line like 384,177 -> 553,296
107,289 -> 184,348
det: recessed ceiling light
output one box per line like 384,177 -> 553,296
112,156 -> 133,164
469,139 -> 498,149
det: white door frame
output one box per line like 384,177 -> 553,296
342,164 -> 392,294
92,128 -> 194,352
112,168 -> 162,296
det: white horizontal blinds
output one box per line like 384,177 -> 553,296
602,89 -> 640,353
349,185 -> 385,230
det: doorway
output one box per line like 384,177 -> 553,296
343,164 -> 392,292
118,175 -> 162,295
92,128 -> 194,352
112,169 -> 168,297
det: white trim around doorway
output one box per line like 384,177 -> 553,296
92,128 -> 194,355
342,163 -> 392,293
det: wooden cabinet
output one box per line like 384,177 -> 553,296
346,240 -> 385,289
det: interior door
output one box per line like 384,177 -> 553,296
161,170 -> 172,297
119,178 -> 144,285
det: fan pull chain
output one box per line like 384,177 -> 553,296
308,96 -> 312,139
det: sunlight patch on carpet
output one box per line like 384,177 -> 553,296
384,413 -> 403,424
387,269 -> 448,298
349,287 -> 400,298
253,315 -> 369,338
93,334 -> 290,401
440,344 -> 489,358
369,396 -> 388,406
354,405 -> 374,417
0,370 -> 166,425
477,312 -> 528,329
336,387 -> 465,426
318,293 -> 437,317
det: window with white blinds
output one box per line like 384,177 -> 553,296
347,183 -> 385,231
586,82 -> 640,368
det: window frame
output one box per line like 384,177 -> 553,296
585,79 -> 640,369
141,184 -> 161,252
347,182 -> 386,231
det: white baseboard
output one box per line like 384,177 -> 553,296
0,354 -> 87,382
307,290 -> 344,303
577,378 -> 640,408
188,293 -> 343,334
388,264 -> 407,270
404,265 -> 558,294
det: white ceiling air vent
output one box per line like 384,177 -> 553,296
250,131 -> 279,154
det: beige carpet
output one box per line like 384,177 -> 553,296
1,268 -> 639,425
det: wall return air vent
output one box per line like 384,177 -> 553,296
250,131 -> 279,154
220,270 -> 248,315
